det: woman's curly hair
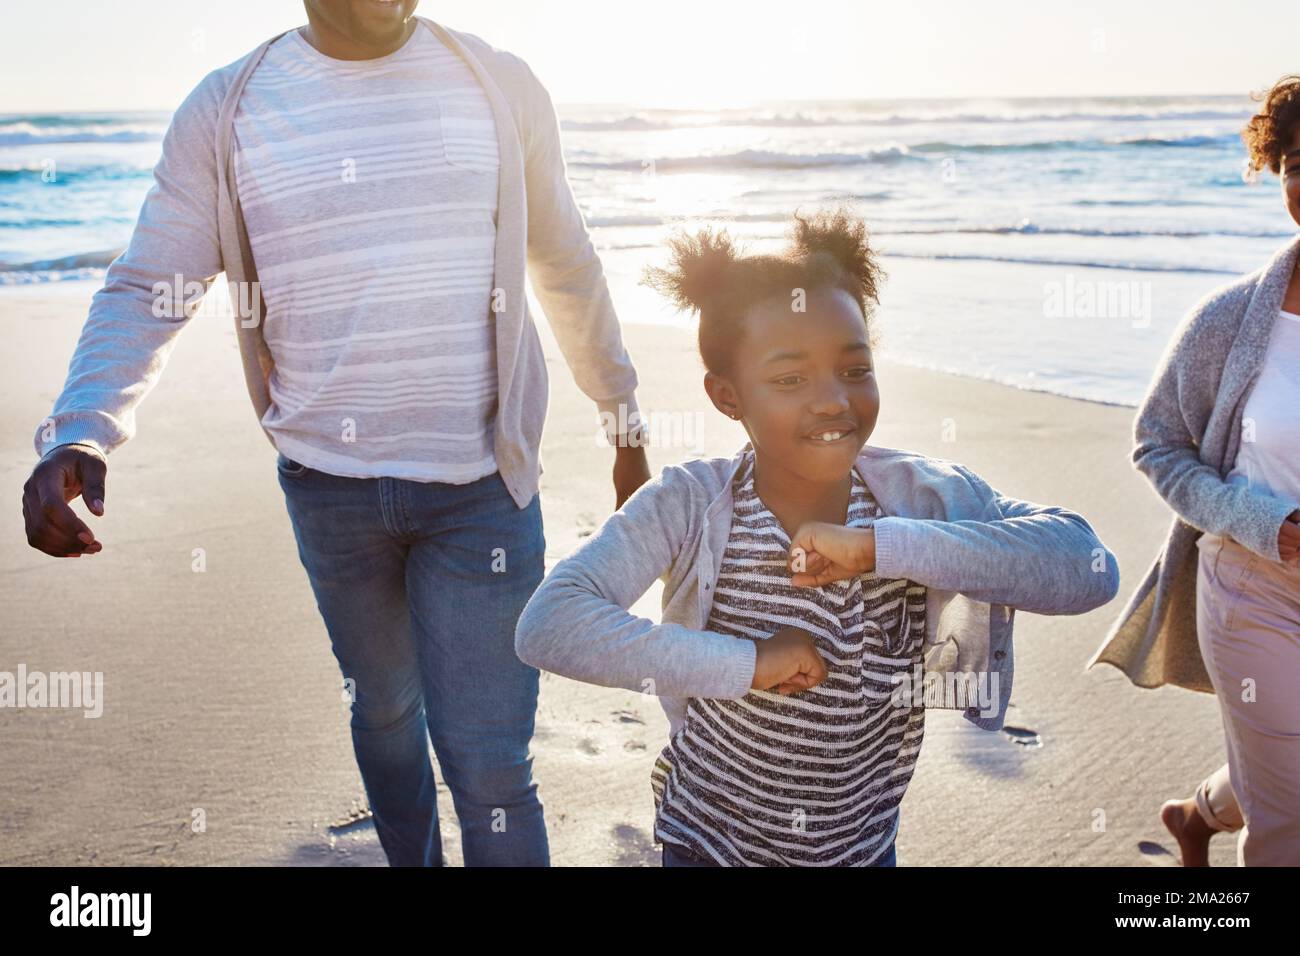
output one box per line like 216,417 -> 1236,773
1243,75 -> 1300,175
641,207 -> 883,375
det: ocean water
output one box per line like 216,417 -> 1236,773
2,97 -> 1293,405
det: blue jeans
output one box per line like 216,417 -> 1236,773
276,453 -> 549,866
661,840 -> 898,867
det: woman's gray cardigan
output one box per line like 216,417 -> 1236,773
1089,234 -> 1300,691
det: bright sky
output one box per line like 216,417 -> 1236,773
1,0 -> 1294,112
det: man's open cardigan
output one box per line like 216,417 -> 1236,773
33,17 -> 640,510
1089,234 -> 1300,691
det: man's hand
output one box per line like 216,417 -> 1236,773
612,443 -> 650,510
1280,509 -> 1300,563
787,521 -> 875,587
22,445 -> 107,557
752,626 -> 828,695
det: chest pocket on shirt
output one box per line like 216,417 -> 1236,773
436,96 -> 501,174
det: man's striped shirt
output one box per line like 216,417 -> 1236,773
233,25 -> 501,481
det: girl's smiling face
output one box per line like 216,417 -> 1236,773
704,286 -> 880,483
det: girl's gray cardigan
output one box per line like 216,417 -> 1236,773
516,443 -> 1119,737
1089,234 -> 1300,691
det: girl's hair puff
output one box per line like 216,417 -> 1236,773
642,206 -> 883,375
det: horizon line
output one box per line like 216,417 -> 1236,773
0,90 -> 1261,117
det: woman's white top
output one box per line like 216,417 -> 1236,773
1228,309 -> 1300,507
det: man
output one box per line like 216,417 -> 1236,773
21,0 -> 650,867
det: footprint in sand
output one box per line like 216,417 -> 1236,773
327,803 -> 374,835
577,711 -> 651,757
612,709 -> 647,751
1001,725 -> 1043,748
1137,841 -> 1179,866
611,823 -> 660,867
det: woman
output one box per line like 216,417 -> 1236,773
1089,75 -> 1300,867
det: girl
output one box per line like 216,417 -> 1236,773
516,209 -> 1120,867
1091,75 -> 1300,867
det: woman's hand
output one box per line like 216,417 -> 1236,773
1280,509 -> 1300,562
787,521 -> 876,587
751,626 -> 828,695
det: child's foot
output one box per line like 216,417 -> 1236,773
1160,798 -> 1213,867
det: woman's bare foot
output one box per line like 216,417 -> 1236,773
1161,798 -> 1214,867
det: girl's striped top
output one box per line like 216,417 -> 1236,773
651,447 -> 927,866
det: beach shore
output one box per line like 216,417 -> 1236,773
0,281 -> 1237,866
